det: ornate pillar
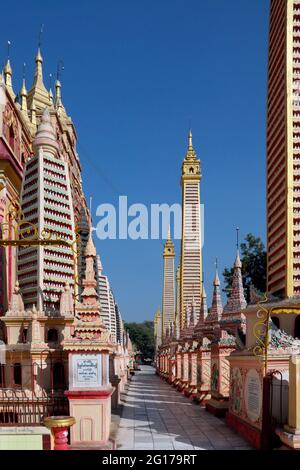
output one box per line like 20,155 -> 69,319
206,330 -> 236,417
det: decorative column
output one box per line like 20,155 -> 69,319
277,355 -> 300,449
109,352 -> 121,409
195,340 -> 211,404
44,416 -> 76,450
189,348 -> 198,398
193,284 -> 211,404
206,328 -> 236,417
175,347 -> 182,387
63,230 -> 114,448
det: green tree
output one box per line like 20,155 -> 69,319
125,321 -> 155,360
223,233 -> 266,302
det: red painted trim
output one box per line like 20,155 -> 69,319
42,434 -> 51,450
226,412 -> 261,450
65,388 -> 114,400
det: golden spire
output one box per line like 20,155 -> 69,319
20,78 -> 28,113
163,228 -> 175,257
31,48 -> 47,92
27,48 -> 51,111
184,128 -> 197,161
55,61 -> 66,114
4,59 -> 15,98
181,129 -> 201,179
55,79 -> 62,108
188,128 -> 193,149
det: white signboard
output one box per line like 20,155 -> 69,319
244,369 -> 262,423
70,354 -> 102,389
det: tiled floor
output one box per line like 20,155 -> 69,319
116,366 -> 253,450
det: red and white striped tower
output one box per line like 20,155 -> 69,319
162,229 -> 175,339
180,130 -> 202,329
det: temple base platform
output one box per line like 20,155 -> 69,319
226,412 -> 261,449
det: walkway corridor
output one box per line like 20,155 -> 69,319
116,366 -> 253,450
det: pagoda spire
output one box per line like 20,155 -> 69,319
28,48 -> 51,110
197,281 -> 208,327
206,260 -> 223,323
4,59 -> 15,98
20,78 -> 28,113
223,232 -> 247,315
33,48 -> 46,90
55,78 -> 62,108
188,128 -> 193,149
184,128 -> 197,162
55,62 -> 66,114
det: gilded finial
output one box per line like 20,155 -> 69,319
214,257 -> 220,286
234,227 -> 242,269
163,226 -> 175,256
20,65 -> 28,113
183,128 -> 198,163
36,47 -> 43,64
167,225 -> 171,240
4,42 -> 15,97
188,129 -> 193,149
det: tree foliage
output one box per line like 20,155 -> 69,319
125,321 -> 155,360
223,233 -> 266,301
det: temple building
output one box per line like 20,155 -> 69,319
0,46 -> 90,315
161,230 -> 175,338
0,45 -> 131,447
267,0 -> 300,297
17,108 -> 76,312
180,131 -> 202,327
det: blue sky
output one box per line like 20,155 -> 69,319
2,0 -> 269,322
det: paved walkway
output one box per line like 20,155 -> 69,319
116,366 -> 252,450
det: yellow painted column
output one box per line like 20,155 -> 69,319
287,355 -> 300,432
